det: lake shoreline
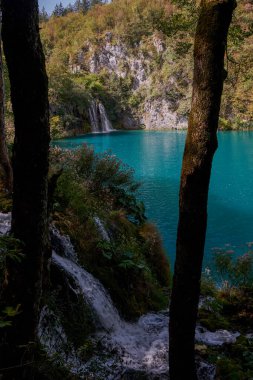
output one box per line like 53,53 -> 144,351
53,130 -> 253,268
53,126 -> 253,141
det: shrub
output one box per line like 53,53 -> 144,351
50,145 -> 170,318
213,249 -> 253,290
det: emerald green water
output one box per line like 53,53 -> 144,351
53,130 -> 253,267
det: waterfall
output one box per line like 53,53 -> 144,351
51,251 -> 170,374
0,213 -> 237,379
94,216 -> 110,242
88,100 -> 114,133
98,102 -> 114,133
88,100 -> 100,133
0,212 -> 11,235
49,229 -> 221,378
52,252 -> 122,331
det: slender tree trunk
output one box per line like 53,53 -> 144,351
169,1 -> 236,379
0,10 -> 12,193
0,0 -> 50,378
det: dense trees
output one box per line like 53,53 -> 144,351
73,0 -> 90,13
52,0 -> 105,17
169,1 -> 236,379
52,1 -> 66,17
39,0 -> 252,139
0,0 -> 248,377
0,0 -> 50,377
39,6 -> 49,22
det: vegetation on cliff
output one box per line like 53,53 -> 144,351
1,0 -> 253,379
34,0 -> 253,137
50,145 -> 170,318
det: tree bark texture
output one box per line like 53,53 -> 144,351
0,0 -> 50,377
0,11 -> 12,193
169,1 -> 236,379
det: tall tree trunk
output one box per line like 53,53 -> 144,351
0,0 -> 50,378
169,1 -> 236,379
0,10 -> 12,193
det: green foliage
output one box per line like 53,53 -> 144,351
0,305 -> 21,328
198,297 -> 230,331
198,261 -> 253,379
52,145 -> 145,224
76,73 -> 105,98
214,336 -> 253,380
38,0 -> 253,135
0,191 -> 12,212
199,249 -> 253,335
200,272 -> 217,297
213,249 -> 253,289
50,115 -> 65,139
219,117 -> 234,130
51,146 -> 170,318
0,235 -> 24,282
0,236 -> 23,328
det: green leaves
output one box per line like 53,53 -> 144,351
97,241 -> 113,260
0,319 -> 12,328
3,304 -> 21,318
0,237 -> 24,328
213,248 -> 253,288
0,305 -> 21,329
52,145 -> 145,223
0,236 -> 24,266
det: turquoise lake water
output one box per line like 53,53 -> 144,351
53,130 -> 253,267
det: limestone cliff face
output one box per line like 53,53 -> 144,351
41,0 -> 253,134
70,32 -> 190,130
141,98 -> 187,130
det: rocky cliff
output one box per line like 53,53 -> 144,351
82,32 -> 189,129
40,0 -> 253,136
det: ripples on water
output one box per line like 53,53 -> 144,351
53,130 -> 253,266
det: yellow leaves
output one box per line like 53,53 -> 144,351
3,304 -> 21,318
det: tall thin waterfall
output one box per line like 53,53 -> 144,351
98,102 -> 114,133
88,100 -> 114,133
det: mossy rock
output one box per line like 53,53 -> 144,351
216,357 -> 245,380
47,263 -> 96,349
0,191 -> 12,213
198,310 -> 230,331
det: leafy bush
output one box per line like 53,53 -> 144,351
199,248 -> 253,335
51,144 -> 146,224
213,249 -> 253,289
39,0 -> 253,136
50,145 -> 170,318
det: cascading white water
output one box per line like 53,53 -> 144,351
88,100 -> 100,133
52,250 -> 170,375
88,100 -> 114,133
94,216 -> 111,242
0,214 -> 239,379
0,212 -> 11,235
52,253 -> 123,332
50,230 -> 240,379
98,102 -> 114,133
